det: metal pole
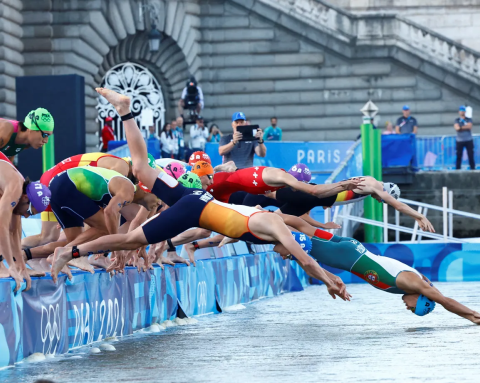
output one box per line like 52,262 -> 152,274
442,186 -> 448,242
383,203 -> 388,243
42,134 -> 55,172
395,209 -> 400,243
448,190 -> 453,238
325,207 -> 331,224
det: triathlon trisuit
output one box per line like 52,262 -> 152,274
0,119 -> 28,157
49,166 -> 132,229
228,191 -> 283,210
333,190 -> 368,206
310,229 -> 422,294
0,152 -> 23,179
208,167 -> 284,203
142,171 -> 270,245
39,153 -> 120,222
274,185 -> 336,216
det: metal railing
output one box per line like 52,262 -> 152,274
324,140 -> 363,237
335,186 -> 480,243
416,135 -> 480,170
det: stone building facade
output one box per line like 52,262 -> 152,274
2,0 -> 480,151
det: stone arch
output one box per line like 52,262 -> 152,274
96,32 -> 191,121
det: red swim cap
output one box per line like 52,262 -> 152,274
189,151 -> 211,166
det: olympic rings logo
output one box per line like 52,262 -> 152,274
40,304 -> 61,355
197,281 -> 207,313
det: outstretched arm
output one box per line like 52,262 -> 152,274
397,273 -> 480,324
380,192 -> 435,232
298,212 -> 341,230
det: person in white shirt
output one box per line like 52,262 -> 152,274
189,116 -> 209,160
178,76 -> 204,115
160,122 -> 178,159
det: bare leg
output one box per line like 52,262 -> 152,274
51,228 -> 148,283
0,262 -> 10,278
22,220 -> 61,248
95,88 -> 161,190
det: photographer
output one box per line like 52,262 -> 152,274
208,123 -> 222,143
218,112 -> 267,169
178,75 -> 204,116
454,105 -> 475,170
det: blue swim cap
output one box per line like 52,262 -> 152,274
291,231 -> 312,254
414,294 -> 436,316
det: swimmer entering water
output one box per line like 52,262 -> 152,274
276,216 -> 480,324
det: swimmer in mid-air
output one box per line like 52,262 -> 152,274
274,216 -> 480,324
51,88 -> 350,301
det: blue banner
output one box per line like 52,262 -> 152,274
205,141 -> 353,173
0,253 -> 308,368
382,134 -> 417,169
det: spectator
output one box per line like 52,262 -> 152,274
218,112 -> 267,169
395,105 -> 418,134
146,125 -> 161,158
178,75 -> 204,116
382,121 -> 396,135
160,122 -> 177,159
454,105 -> 475,170
208,123 -> 223,143
263,117 -> 282,141
101,116 -> 115,152
189,116 -> 209,157
173,117 -> 185,161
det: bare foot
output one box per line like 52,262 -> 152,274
95,88 -> 131,115
89,255 -> 112,270
27,259 -> 50,273
52,247 -> 73,283
26,268 -> 46,278
61,265 -> 73,280
40,259 -> 52,272
46,254 -> 54,265
0,262 -> 10,279
167,251 -> 191,266
183,244 -> 196,267
68,257 -> 95,274
160,256 -> 175,266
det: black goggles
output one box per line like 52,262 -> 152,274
31,115 -> 50,138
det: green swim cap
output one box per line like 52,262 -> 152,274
24,108 -> 54,132
178,172 -> 202,189
147,153 -> 156,169
123,154 -> 156,169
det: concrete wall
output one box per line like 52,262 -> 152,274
391,171 -> 480,239
2,0 -> 480,145
328,0 -> 480,52
0,0 -> 24,119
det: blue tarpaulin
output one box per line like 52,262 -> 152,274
381,134 -> 417,169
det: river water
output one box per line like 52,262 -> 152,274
2,282 -> 479,383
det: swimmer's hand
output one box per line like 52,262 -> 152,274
332,276 -> 352,301
322,221 -> 341,230
417,216 -> 435,233
214,161 -> 236,173
469,311 -> 480,325
340,178 -> 365,191
326,280 -> 350,301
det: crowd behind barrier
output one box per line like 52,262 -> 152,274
417,135 -> 480,170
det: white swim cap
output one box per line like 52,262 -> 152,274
383,182 -> 401,200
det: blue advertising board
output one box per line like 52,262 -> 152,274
205,141 -> 353,173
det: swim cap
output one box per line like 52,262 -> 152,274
291,231 -> 312,254
122,155 -> 156,169
192,161 -> 214,177
164,161 -> 186,180
414,294 -> 436,316
288,164 -> 312,182
383,182 -> 401,200
147,153 -> 156,169
24,108 -> 54,132
26,182 -> 51,213
188,151 -> 211,166
178,172 -> 202,189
